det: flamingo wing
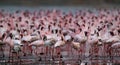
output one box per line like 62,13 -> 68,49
21,35 -> 31,42
5,37 -> 14,47
72,41 -> 80,49
106,36 -> 120,43
29,40 -> 44,46
13,40 -> 22,45
111,42 -> 120,48
64,35 -> 71,41
54,41 -> 65,47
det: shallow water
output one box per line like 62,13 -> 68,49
0,6 -> 111,14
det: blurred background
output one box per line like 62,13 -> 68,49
0,0 -> 119,6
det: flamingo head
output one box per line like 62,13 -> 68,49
43,35 -> 47,41
109,31 -> 114,36
84,31 -> 88,36
72,42 -> 80,50
118,29 -> 120,35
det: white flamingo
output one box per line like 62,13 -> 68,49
10,30 -> 19,37
29,40 -> 44,47
74,34 -> 87,44
29,39 -> 44,55
12,39 -> 22,52
71,41 -> 80,49
64,34 -> 72,42
4,34 -> 22,57
74,31 -> 87,44
0,27 -> 7,39
21,34 -> 39,42
44,34 -> 57,46
54,40 -> 65,47
106,36 -> 120,43
80,62 -> 87,65
21,35 -> 32,42
111,42 -> 120,48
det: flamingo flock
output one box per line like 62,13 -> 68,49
0,8 -> 120,65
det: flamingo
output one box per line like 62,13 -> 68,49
4,37 -> 14,47
12,39 -> 22,52
111,42 -> 120,48
100,31 -> 110,43
71,41 -> 80,50
80,62 -> 87,65
29,39 -> 44,55
88,34 -> 99,45
21,34 -> 38,55
54,40 -> 65,47
74,33 -> 87,44
1,9 -> 120,64
43,33 -> 57,46
30,34 -> 40,42
0,31 -> 7,57
21,33 -> 39,42
0,27 -> 7,38
21,35 -> 32,42
29,40 -> 44,47
106,36 -> 120,43
10,30 -> 19,38
4,34 -> 22,58
7,34 -> 22,51
64,34 -> 72,42
44,38 -> 56,46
